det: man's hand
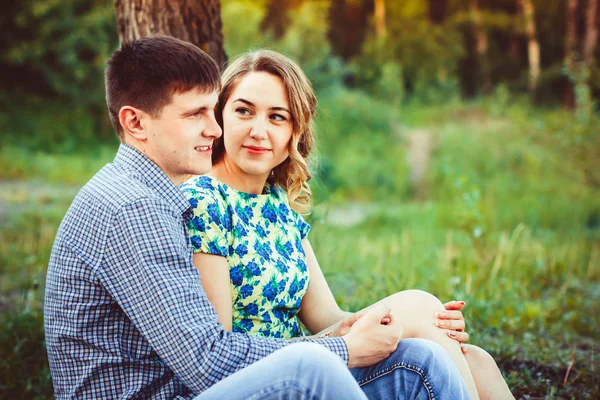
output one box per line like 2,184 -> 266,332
437,300 -> 469,353
342,304 -> 403,368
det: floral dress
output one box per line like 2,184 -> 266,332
180,175 -> 310,338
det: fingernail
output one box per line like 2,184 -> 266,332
459,301 -> 465,305
436,321 -> 444,327
462,346 -> 467,354
448,331 -> 456,337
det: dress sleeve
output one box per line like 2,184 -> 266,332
182,187 -> 232,257
294,212 -> 311,239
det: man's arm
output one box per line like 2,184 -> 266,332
93,198 -> 348,393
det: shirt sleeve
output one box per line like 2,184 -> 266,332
183,187 -> 232,256
95,198 -> 348,394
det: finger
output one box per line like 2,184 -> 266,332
435,319 -> 465,331
436,310 -> 464,320
362,303 -> 392,324
462,346 -> 467,354
447,330 -> 470,343
443,300 -> 466,310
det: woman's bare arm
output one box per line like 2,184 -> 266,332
192,252 -> 233,331
298,239 -> 352,334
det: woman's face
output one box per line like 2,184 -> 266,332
220,71 -> 293,182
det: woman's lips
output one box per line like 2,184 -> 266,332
244,146 -> 270,155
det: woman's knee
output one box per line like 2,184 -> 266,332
464,344 -> 497,368
384,290 -> 445,337
387,290 -> 445,312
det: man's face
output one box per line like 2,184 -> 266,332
143,89 -> 221,184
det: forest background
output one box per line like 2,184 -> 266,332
0,0 -> 599,398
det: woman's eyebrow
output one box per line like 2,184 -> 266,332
234,98 -> 290,114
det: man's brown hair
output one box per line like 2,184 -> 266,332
105,35 -> 221,139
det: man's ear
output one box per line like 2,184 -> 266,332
118,106 -> 149,142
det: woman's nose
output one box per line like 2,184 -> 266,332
249,118 -> 267,139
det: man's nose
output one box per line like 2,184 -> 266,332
204,113 -> 222,138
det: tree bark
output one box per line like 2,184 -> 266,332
563,0 -> 578,108
427,0 -> 447,25
470,0 -> 492,94
583,0 -> 598,65
328,0 -> 374,62
114,0 -> 227,70
260,0 -> 302,40
374,0 -> 386,38
520,0 -> 540,97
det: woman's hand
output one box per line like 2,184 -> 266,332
437,300 -> 470,353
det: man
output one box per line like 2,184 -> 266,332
44,35 -> 470,399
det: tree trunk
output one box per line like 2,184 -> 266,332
427,0 -> 447,25
114,0 -> 227,70
563,0 -> 578,108
470,0 -> 492,94
583,0 -> 598,65
374,0 -> 386,38
328,0 -> 374,62
260,0 -> 302,40
520,0 -> 540,97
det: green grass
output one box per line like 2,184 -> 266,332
1,95 -> 598,398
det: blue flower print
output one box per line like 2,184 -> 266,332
254,241 -> 271,261
190,236 -> 202,250
208,240 -> 226,256
255,224 -> 269,238
295,238 -> 303,253
188,197 -> 198,209
275,260 -> 289,274
190,216 -> 205,232
262,313 -> 272,324
196,179 -> 215,191
273,308 -> 284,322
289,278 -> 299,299
240,319 -> 254,332
207,203 -> 222,225
297,259 -> 308,273
235,244 -> 248,258
247,303 -> 259,316
234,222 -> 247,238
277,204 -> 289,223
278,279 -> 287,292
246,262 -> 261,276
230,266 -> 243,286
261,202 -> 278,224
236,204 -> 253,225
262,280 -> 278,301
240,284 -> 254,299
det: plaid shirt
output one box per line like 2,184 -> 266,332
44,144 -> 348,399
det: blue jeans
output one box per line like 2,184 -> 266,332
195,339 -> 470,399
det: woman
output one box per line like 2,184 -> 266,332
180,50 -> 513,399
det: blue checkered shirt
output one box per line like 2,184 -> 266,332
44,144 -> 348,399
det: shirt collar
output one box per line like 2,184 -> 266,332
113,143 -> 192,221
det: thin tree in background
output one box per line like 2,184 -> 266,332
114,0 -> 227,70
260,0 -> 302,40
469,0 -> 492,94
564,0 -> 578,108
583,0 -> 598,67
374,0 -> 386,38
520,0 -> 540,97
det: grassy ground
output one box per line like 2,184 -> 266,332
1,94 -> 598,398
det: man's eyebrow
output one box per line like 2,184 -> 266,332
233,98 -> 291,114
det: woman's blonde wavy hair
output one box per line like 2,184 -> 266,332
213,50 -> 316,214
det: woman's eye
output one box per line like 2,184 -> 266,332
235,107 -> 251,116
271,114 -> 286,122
